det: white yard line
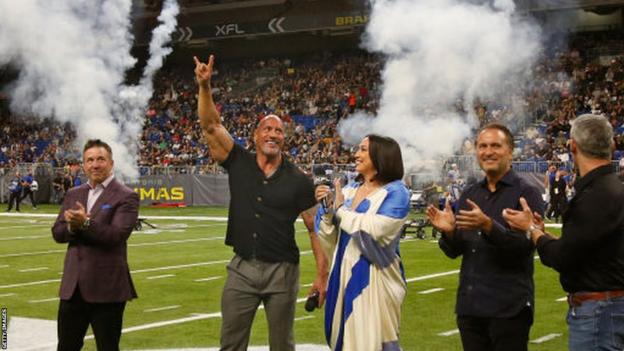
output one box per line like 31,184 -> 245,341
18,267 -> 49,272
406,270 -> 459,283
418,288 -> 444,295
28,297 -> 58,303
130,237 -> 224,247
0,279 -> 61,289
0,235 -> 48,241
1,262 -> 460,290
437,329 -> 459,337
194,276 -> 222,282
0,237 -> 226,258
0,249 -> 65,258
556,296 -> 567,302
1,259 -> 230,289
121,312 -> 223,334
0,293 -> 15,298
132,260 -> 230,274
294,316 -> 315,321
0,213 -> 308,224
144,305 -> 181,313
530,333 -> 562,344
0,224 -> 52,230
146,274 -> 175,280
0,213 -> 232,221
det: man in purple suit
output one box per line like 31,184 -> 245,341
52,139 -> 139,350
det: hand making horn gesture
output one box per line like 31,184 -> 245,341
193,55 -> 214,87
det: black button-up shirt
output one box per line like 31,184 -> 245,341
221,143 -> 316,263
439,169 -> 544,318
537,165 -> 624,293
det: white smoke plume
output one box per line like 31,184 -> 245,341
0,0 -> 179,179
339,0 -> 542,174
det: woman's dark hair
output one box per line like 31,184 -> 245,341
356,134 -> 404,184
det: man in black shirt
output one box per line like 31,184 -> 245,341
504,114 -> 624,351
427,123 -> 544,351
194,55 -> 328,351
52,171 -> 65,204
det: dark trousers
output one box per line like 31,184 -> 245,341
6,192 -> 20,211
57,288 -> 126,351
457,307 -> 532,351
547,196 -> 566,222
20,188 -> 36,207
220,255 -> 299,351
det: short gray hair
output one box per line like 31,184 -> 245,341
570,114 -> 614,160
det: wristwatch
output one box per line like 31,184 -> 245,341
81,218 -> 91,230
526,223 -> 538,240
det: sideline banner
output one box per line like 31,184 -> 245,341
126,174 -> 230,206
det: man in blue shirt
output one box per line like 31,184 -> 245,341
19,171 -> 37,209
6,171 -> 22,212
427,123 -> 544,351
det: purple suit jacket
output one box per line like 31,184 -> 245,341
52,178 -> 139,303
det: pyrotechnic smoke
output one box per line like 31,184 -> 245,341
0,0 -> 179,179
339,0 -> 542,174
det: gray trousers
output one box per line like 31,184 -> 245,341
220,255 -> 299,351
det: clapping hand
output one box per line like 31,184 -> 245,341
502,197 -> 540,232
426,200 -> 456,235
64,201 -> 89,231
456,199 -> 491,231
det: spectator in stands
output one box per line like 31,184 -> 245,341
427,123 -> 544,351
194,55 -> 328,351
6,171 -> 21,212
19,170 -> 37,209
314,134 -> 410,351
504,114 -> 624,351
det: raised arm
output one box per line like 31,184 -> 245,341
194,55 -> 233,163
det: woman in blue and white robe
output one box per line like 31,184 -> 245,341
315,134 -> 410,351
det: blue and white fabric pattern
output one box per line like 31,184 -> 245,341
315,180 -> 410,351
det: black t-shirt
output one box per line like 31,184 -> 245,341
220,144 -> 316,263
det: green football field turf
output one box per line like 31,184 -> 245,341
0,205 -> 568,350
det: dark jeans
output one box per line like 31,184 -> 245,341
57,288 -> 126,351
6,192 -> 20,211
457,307 -> 533,351
567,295 -> 624,351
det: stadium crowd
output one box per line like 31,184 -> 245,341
0,31 -> 623,178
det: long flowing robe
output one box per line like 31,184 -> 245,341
315,180 -> 410,351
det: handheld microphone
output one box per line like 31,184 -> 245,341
315,178 -> 333,209
305,290 -> 320,312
